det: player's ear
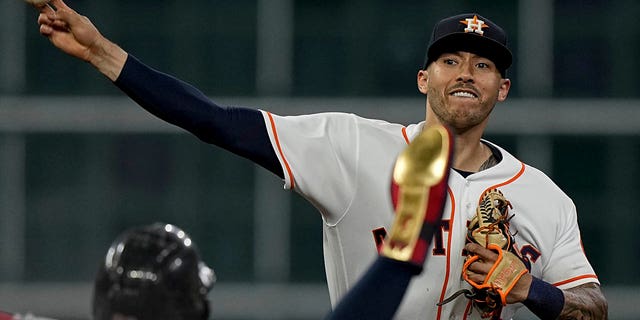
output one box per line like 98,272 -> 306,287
497,78 -> 511,102
417,70 -> 429,94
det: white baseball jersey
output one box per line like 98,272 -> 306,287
261,111 -> 599,319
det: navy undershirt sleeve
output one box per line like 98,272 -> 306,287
523,277 -> 565,319
113,54 -> 283,178
326,257 -> 420,320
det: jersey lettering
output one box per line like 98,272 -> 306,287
371,220 -> 451,255
521,244 -> 542,263
371,222 -> 541,265
372,227 -> 387,253
432,220 -> 450,256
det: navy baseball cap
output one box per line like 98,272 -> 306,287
423,13 -> 512,77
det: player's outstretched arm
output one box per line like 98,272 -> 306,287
35,0 -> 283,177
37,0 -> 126,81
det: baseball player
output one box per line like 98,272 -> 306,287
0,224 -> 215,320
35,0 -> 607,318
92,222 -> 215,320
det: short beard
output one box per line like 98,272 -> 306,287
427,86 -> 492,131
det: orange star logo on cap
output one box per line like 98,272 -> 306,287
460,15 -> 489,35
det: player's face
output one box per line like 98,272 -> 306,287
418,51 -> 510,132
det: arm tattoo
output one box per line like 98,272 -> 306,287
559,283 -> 608,319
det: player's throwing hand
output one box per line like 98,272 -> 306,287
37,0 -> 99,61
36,0 -> 127,80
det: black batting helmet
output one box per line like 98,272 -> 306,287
92,223 -> 215,320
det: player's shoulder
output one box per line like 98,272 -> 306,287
522,163 -> 571,199
282,111 -> 409,134
326,112 -> 407,129
264,110 -> 397,126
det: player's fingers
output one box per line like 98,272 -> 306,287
464,268 -> 486,284
48,7 -> 72,23
40,8 -> 82,34
39,23 -> 53,36
38,12 -> 70,36
58,8 -> 95,34
34,3 -> 50,13
465,242 -> 483,253
37,11 -> 56,35
465,243 -> 498,261
37,12 -> 52,25
49,0 -> 70,11
465,257 -> 492,274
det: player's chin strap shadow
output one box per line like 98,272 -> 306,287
436,288 -> 475,306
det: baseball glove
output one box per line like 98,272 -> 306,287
462,188 -> 530,319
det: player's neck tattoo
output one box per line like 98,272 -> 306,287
478,154 -> 498,171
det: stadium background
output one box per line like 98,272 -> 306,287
0,0 -> 638,319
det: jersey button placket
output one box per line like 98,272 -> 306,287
464,180 -> 473,218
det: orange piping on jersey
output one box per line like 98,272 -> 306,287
266,112 -> 295,189
462,300 -> 472,319
552,274 -> 599,287
436,187 -> 455,320
401,127 -> 410,144
478,162 -> 526,204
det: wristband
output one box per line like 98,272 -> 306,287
523,277 -> 564,319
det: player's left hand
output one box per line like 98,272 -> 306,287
464,242 -> 532,304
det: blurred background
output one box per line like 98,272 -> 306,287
0,0 -> 638,319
